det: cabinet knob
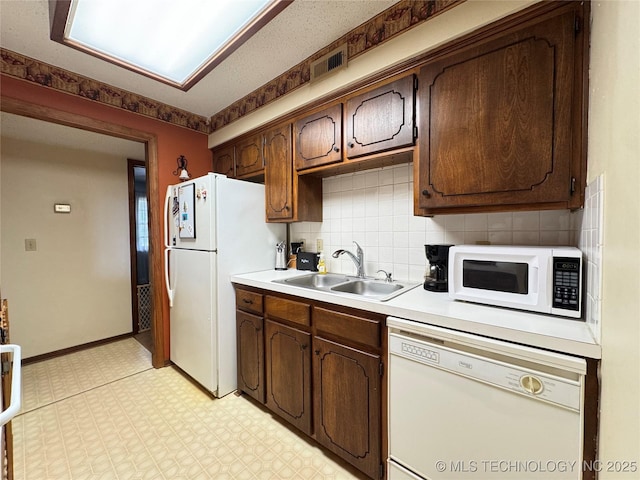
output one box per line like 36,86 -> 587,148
348,142 -> 354,148
333,146 -> 340,153
314,349 -> 320,355
284,205 -> 290,211
242,299 -> 253,304
422,189 -> 431,198
301,344 -> 308,350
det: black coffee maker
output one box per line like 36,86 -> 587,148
424,244 -> 453,292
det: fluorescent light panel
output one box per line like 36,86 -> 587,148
64,0 -> 272,86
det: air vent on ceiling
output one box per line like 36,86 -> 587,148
310,45 -> 348,82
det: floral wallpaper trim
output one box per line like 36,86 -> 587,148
209,0 -> 465,132
1,48 -> 210,134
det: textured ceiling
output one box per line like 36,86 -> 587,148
0,0 -> 397,118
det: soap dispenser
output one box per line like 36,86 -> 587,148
317,252 -> 327,274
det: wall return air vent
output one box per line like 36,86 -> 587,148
310,45 -> 348,82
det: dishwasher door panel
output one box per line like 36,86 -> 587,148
389,336 -> 583,480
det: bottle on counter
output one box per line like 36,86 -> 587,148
317,252 -> 327,274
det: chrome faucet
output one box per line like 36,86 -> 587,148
332,241 -> 365,278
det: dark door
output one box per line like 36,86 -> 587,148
127,159 -> 151,345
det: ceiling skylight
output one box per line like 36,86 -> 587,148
52,0 -> 290,90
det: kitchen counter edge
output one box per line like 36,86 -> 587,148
231,269 -> 601,359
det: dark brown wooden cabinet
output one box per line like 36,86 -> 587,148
313,336 -> 381,480
235,132 -> 264,178
234,286 -> 385,479
294,103 -> 343,170
212,144 -> 235,178
416,7 -> 586,214
264,124 -> 294,221
265,319 -> 312,436
346,75 -> 416,159
236,310 -> 265,403
235,288 -> 265,404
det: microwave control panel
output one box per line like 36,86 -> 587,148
552,257 -> 581,311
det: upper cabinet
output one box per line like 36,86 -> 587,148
212,144 -> 235,178
294,103 -> 343,170
264,123 -> 323,223
415,6 -> 587,214
345,74 -> 416,159
235,132 -> 264,179
264,124 -> 294,221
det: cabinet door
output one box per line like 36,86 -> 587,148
212,145 -> 235,178
294,103 -> 343,170
346,75 -> 416,159
313,336 -> 381,479
265,320 -> 312,435
235,132 -> 264,178
236,310 -> 264,403
264,124 -> 294,221
417,11 -> 579,212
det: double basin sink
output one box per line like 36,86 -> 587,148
273,273 -> 419,302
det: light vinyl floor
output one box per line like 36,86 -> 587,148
12,338 -> 362,479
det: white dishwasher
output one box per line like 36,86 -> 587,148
387,317 -> 586,480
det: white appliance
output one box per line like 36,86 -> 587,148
164,173 -> 284,397
448,245 -> 583,318
387,317 -> 586,480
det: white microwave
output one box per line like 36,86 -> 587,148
448,245 -> 583,319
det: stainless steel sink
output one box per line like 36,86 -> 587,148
330,280 -> 404,297
282,273 -> 349,288
273,273 -> 419,301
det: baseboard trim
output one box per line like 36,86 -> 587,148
22,333 -> 133,365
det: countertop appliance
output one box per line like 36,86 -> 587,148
164,173 -> 284,397
449,245 -> 583,318
423,244 -> 452,292
387,316 -> 586,480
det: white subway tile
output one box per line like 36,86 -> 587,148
393,215 -> 409,232
426,231 -> 446,244
365,170 -> 380,187
393,231 -> 409,247
513,211 -> 540,231
488,231 -> 513,245
379,167 -> 395,186
463,231 -> 488,244
512,231 -> 540,245
444,215 -> 465,231
464,214 -> 488,232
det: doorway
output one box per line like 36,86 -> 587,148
128,159 -> 153,352
1,97 -> 165,368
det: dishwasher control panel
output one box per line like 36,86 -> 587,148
390,333 -> 582,411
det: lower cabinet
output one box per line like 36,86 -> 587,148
313,336 -> 381,480
236,310 -> 265,403
234,285 -> 384,479
265,319 -> 312,436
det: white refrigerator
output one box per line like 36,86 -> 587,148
164,173 -> 285,397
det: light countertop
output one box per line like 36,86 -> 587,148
231,269 -> 601,359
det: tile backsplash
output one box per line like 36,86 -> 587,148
290,164 -> 580,283
578,174 -> 604,343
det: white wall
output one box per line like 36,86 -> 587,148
0,137 -> 132,358
587,0 -> 640,473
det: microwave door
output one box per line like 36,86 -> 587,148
462,260 -> 529,294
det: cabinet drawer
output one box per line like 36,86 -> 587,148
265,295 -> 310,327
313,307 -> 380,348
236,289 -> 263,315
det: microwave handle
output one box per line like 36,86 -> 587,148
530,265 -> 539,293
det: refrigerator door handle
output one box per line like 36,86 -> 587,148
164,248 -> 174,307
164,185 -> 172,249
